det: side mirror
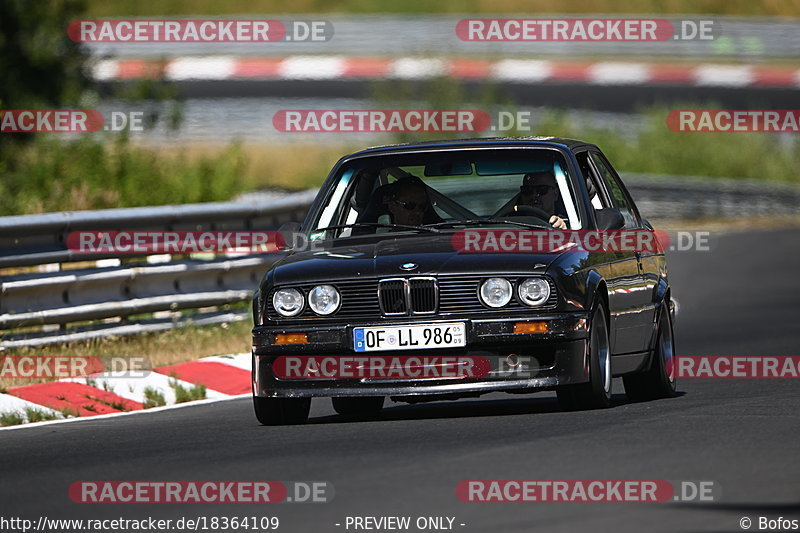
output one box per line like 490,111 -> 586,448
595,208 -> 625,230
277,221 -> 303,251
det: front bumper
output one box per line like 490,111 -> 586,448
252,313 -> 589,399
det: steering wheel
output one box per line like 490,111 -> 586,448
509,204 -> 551,220
503,204 -> 552,221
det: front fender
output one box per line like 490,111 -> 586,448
584,269 -> 606,314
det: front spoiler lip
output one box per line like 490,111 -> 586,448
253,334 -> 591,398
257,375 -> 574,398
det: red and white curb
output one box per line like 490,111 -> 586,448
92,55 -> 800,88
0,352 -> 251,430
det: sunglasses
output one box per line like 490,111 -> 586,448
393,199 -> 427,212
520,185 -> 555,196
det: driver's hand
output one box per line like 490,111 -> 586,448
549,215 -> 567,229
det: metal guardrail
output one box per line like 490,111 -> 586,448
1,177 -> 799,348
0,257 -> 271,329
0,191 -> 316,348
623,173 -> 800,219
0,191 -> 316,268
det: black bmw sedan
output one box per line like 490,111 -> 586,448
252,137 -> 677,424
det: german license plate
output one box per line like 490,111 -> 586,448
353,323 -> 466,352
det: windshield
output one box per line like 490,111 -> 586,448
309,148 -> 583,240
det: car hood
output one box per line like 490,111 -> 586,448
269,234 -> 561,285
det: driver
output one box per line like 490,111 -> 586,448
386,177 -> 431,226
518,171 -> 567,229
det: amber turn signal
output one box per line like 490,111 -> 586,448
513,321 -> 548,334
274,333 -> 308,345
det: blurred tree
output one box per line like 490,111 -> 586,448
0,0 -> 90,157
0,0 -> 89,110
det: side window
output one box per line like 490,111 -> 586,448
575,152 -> 607,210
589,152 -> 638,228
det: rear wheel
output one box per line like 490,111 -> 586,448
623,304 -> 677,402
557,302 -> 612,410
332,396 -> 384,419
253,396 -> 311,425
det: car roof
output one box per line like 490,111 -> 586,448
344,136 -> 598,158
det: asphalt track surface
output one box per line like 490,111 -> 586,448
2,227 -> 799,533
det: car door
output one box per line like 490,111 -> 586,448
589,151 -> 656,354
575,150 -> 629,355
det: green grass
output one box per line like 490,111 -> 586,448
59,407 -> 79,418
25,407 -> 62,422
0,136 -> 249,215
169,378 -> 207,403
0,411 -> 25,426
82,0 -> 800,16
0,407 -> 63,426
143,386 -> 167,408
0,136 -> 349,216
84,394 -> 129,411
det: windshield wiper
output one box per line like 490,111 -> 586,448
427,219 -> 551,230
315,222 -> 440,234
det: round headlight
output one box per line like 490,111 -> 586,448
272,288 -> 304,317
308,285 -> 340,315
518,278 -> 551,306
479,278 -> 512,308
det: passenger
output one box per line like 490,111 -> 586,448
518,171 -> 567,229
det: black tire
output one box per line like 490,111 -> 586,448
332,396 -> 384,419
623,303 -> 678,402
557,302 -> 612,410
253,396 -> 311,425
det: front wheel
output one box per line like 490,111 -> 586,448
253,396 -> 311,425
557,302 -> 612,410
623,303 -> 678,402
